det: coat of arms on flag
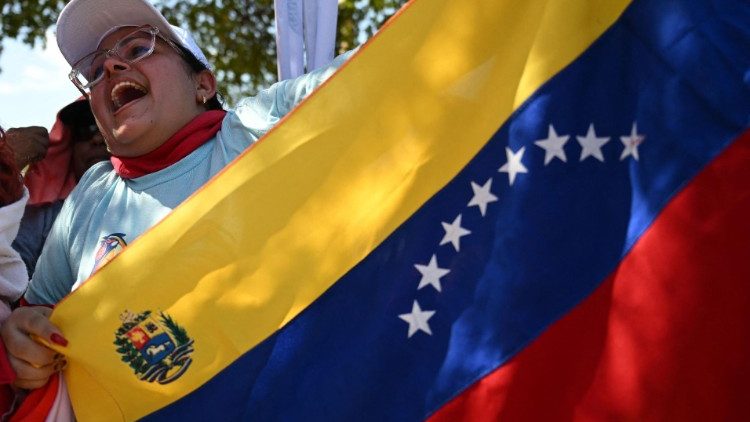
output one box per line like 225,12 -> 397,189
113,310 -> 194,384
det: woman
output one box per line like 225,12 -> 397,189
0,0 -> 352,393
13,98 -> 111,278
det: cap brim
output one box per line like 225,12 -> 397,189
58,98 -> 93,126
56,0 -> 181,67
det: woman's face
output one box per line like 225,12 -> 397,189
88,27 -> 204,157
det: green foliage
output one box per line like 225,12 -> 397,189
0,0 -> 407,104
112,310 -> 154,374
114,334 -> 148,374
160,312 -> 190,345
0,0 -> 65,49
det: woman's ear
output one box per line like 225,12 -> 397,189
195,69 -> 217,104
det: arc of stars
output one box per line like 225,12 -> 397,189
401,118 -> 646,340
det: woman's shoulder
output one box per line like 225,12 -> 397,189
76,160 -> 116,186
65,160 -> 119,205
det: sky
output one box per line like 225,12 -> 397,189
0,31 -> 81,131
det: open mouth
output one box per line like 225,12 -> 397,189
111,81 -> 148,112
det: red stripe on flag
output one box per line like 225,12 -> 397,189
430,130 -> 750,421
11,373 -> 60,421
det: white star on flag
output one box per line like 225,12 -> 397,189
498,146 -> 528,186
467,178 -> 498,216
620,122 -> 645,161
577,123 -> 610,162
440,214 -> 471,252
399,300 -> 436,338
415,254 -> 450,292
534,124 -> 570,165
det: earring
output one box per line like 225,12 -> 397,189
201,95 -> 207,105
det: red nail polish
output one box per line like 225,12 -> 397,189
50,333 -> 68,347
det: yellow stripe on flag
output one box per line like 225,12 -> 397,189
49,0 -> 631,419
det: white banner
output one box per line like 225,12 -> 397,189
275,0 -> 338,80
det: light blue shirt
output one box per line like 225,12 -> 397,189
25,51 -> 352,304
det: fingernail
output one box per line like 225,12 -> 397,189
50,333 -> 68,347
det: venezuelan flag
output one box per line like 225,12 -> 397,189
37,0 -> 750,420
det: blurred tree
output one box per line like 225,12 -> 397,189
0,0 -> 407,104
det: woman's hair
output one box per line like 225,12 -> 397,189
0,127 -> 24,206
175,44 -> 224,111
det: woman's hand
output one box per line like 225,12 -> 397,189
5,126 -> 50,169
0,128 -> 24,206
0,306 -> 67,389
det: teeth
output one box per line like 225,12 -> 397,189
111,81 -> 147,110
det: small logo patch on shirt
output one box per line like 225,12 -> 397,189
114,309 -> 195,384
92,233 -> 127,274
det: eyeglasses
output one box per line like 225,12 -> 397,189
69,25 -> 182,94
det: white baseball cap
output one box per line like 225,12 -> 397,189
56,0 -> 211,70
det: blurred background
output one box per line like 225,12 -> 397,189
0,0 -> 407,129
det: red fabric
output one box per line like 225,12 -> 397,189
22,103 -> 80,206
0,385 -> 13,420
0,339 -> 17,417
10,373 -> 60,422
0,340 -> 17,385
111,110 -> 227,179
430,131 -> 750,421
16,298 -> 53,309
